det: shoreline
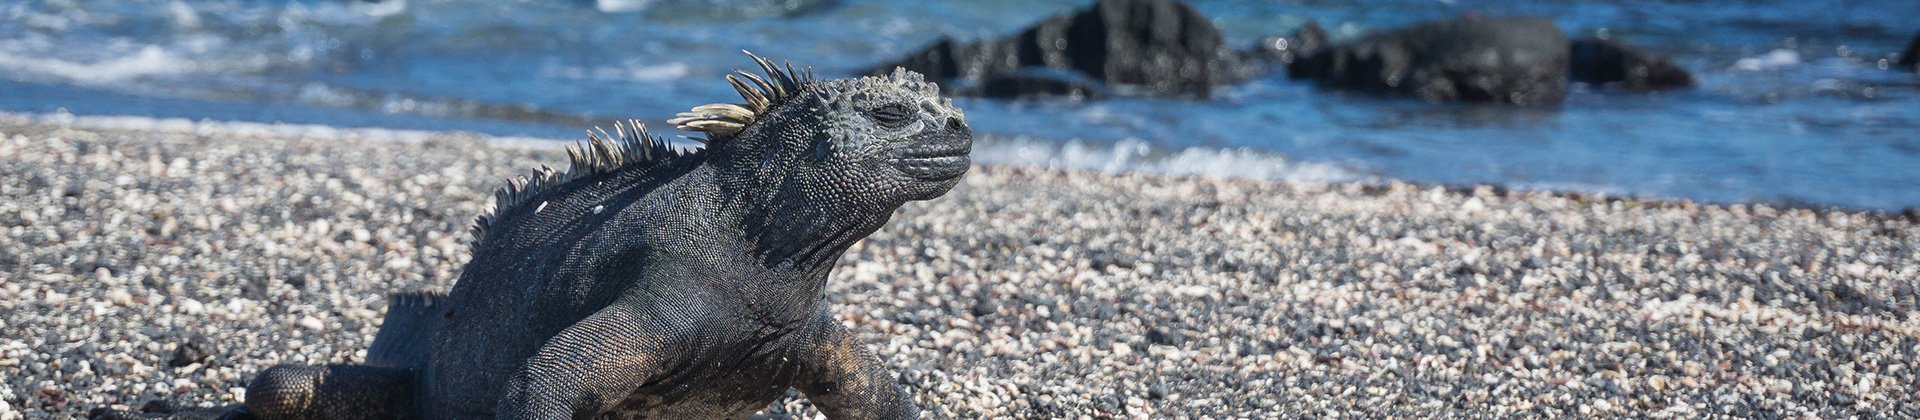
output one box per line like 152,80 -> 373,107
11,110 -> 1917,218
3,118 -> 1918,417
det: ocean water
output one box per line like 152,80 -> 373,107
3,0 -> 1918,209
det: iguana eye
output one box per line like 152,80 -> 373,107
870,103 -> 915,129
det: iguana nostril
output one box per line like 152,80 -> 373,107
946,116 -> 967,131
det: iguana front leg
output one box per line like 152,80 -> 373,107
794,323 -> 919,419
496,304 -> 686,419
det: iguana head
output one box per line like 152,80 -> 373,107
673,52 -> 972,209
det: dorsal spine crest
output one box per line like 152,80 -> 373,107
668,51 -> 819,142
469,119 -> 680,246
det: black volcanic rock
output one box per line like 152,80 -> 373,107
167,335 -> 214,368
979,68 -> 1110,100
868,0 -> 1252,99
1569,37 -> 1695,90
1899,31 -> 1919,72
1288,17 -> 1569,106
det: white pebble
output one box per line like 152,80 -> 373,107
105,289 -> 134,307
297,316 -> 325,331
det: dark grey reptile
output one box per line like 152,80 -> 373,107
111,52 -> 971,419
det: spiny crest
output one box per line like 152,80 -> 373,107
469,119 -> 681,245
886,66 -> 940,97
667,51 -> 818,141
804,66 -> 948,114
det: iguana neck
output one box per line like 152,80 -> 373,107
700,147 -> 896,324
722,175 -> 892,272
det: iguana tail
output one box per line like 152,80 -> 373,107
242,292 -> 444,419
366,291 -> 444,368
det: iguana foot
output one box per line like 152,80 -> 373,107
245,364 -> 417,420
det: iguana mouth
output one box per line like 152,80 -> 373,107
890,154 -> 970,180
891,143 -> 970,160
889,136 -> 971,181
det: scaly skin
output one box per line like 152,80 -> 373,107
116,53 -> 970,420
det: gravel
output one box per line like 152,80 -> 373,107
3,118 -> 1918,418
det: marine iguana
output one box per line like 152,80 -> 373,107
146,52 -> 970,419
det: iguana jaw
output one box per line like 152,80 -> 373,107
886,120 -> 972,182
890,154 -> 968,180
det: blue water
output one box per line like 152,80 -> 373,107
3,0 -> 1918,209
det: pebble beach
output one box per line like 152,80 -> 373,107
2,116 -> 1918,418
